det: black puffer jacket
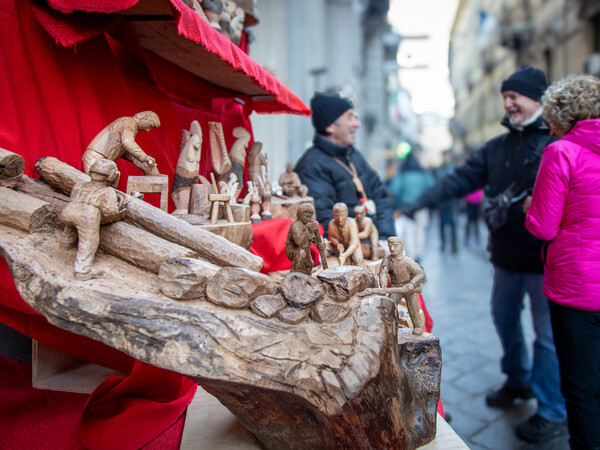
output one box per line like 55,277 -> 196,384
403,116 -> 554,273
295,134 -> 395,239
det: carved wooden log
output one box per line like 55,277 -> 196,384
15,176 -> 71,212
158,256 -> 220,300
0,187 -> 58,233
206,267 -> 279,309
0,148 -> 25,188
281,272 -> 323,308
250,294 -> 287,318
126,197 -> 262,272
100,222 -> 199,273
35,157 -> 90,194
0,226 -> 441,450
317,266 -> 377,302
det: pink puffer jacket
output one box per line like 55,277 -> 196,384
526,119 -> 600,311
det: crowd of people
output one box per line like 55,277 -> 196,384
296,66 -> 599,449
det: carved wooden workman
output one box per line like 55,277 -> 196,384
59,159 -> 128,280
285,202 -> 325,275
354,205 -> 383,260
379,237 -> 425,335
279,163 -> 308,198
82,111 -> 161,176
327,202 -> 364,267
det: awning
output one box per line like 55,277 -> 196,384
29,0 -> 311,116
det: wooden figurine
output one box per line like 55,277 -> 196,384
230,6 -> 245,44
285,203 -> 327,275
327,202 -> 364,267
59,159 -> 128,280
362,237 -> 426,335
171,121 -> 202,214
200,0 -> 223,30
278,163 -> 308,198
208,122 -> 249,192
82,111 -> 161,176
245,181 -> 261,224
219,0 -> 237,39
354,205 -> 384,260
247,141 -> 267,194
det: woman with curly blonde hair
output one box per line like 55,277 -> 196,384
525,74 -> 600,450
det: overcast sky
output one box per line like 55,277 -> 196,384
388,0 -> 459,118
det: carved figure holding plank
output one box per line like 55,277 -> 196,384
82,111 -> 161,176
372,237 -> 425,335
59,159 -> 128,280
286,202 -> 325,275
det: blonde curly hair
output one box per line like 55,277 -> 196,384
542,74 -> 600,132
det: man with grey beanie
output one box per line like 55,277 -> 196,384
295,92 -> 395,242
401,67 -> 567,442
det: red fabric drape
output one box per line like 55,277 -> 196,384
26,0 -> 310,115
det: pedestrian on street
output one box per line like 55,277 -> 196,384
400,66 -> 567,442
295,92 -> 395,242
525,74 -> 600,450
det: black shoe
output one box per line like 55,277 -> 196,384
485,384 -> 534,408
516,414 -> 567,442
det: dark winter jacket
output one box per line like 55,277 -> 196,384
295,133 -> 395,239
402,116 -> 554,273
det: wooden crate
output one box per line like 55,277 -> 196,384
32,340 -> 124,394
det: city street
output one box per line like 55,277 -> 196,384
419,212 -> 569,450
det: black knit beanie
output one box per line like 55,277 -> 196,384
500,66 -> 548,101
310,92 -> 353,134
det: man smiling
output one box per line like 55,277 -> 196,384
295,92 -> 395,241
401,67 -> 567,443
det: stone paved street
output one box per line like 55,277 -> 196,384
418,212 -> 569,450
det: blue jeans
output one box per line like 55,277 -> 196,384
491,265 -> 566,421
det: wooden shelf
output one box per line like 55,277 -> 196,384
32,340 -> 124,394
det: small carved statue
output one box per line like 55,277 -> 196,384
171,121 -> 202,214
219,0 -> 238,39
201,0 -> 223,30
247,141 -> 267,195
230,6 -> 245,44
219,173 -> 239,205
354,205 -> 384,260
209,122 -> 249,193
286,203 -> 326,275
378,237 -> 426,335
278,163 -> 308,198
327,202 -> 364,267
59,159 -> 128,280
82,111 -> 161,176
245,181 -> 261,224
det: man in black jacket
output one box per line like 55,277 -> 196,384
295,92 -> 395,241
402,67 -> 566,442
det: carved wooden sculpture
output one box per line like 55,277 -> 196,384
285,202 -> 326,275
0,155 -> 442,447
247,141 -> 266,194
363,237 -> 426,335
327,203 -> 364,267
230,6 -> 245,44
278,163 -> 308,198
354,205 -> 384,260
82,111 -> 161,176
0,147 -> 25,188
34,158 -> 262,271
201,0 -> 223,30
1,156 -> 444,447
208,122 -> 249,191
171,121 -> 202,214
59,159 -> 128,280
